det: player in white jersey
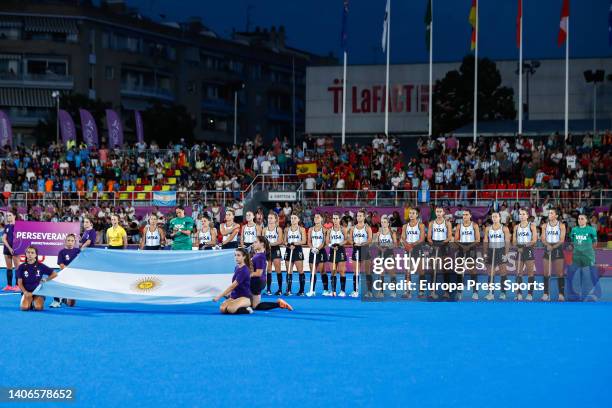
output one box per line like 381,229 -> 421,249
453,209 -> 480,300
307,213 -> 329,295
197,214 -> 217,250
374,215 -> 397,297
540,208 -> 566,301
219,209 -> 240,249
427,207 -> 454,299
348,209 -> 373,298
264,212 -> 284,296
512,208 -> 538,301
284,214 -> 307,296
325,213 -> 348,296
400,207 -> 426,298
139,214 -> 166,250
240,210 -> 262,250
483,212 -> 511,300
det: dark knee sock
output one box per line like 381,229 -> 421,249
6,269 -> 13,286
322,272 -> 329,290
286,274 -> 293,293
366,274 -> 373,292
353,272 -> 358,291
528,276 -> 535,295
544,275 -> 550,295
266,273 -> 272,291
276,273 -> 283,292
234,306 -> 252,314
470,274 -> 478,292
500,275 -> 507,292
516,276 -> 523,294
331,275 -> 337,292
255,302 -> 280,311
340,276 -> 346,292
558,276 -> 565,296
311,273 -> 317,292
299,274 -> 305,293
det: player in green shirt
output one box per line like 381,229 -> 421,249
169,206 -> 195,250
569,214 -> 599,300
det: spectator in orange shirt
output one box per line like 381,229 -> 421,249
45,179 -> 53,193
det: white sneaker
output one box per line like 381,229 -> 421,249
456,292 -> 463,301
525,294 -> 533,301
306,291 -> 315,297
558,294 -> 565,302
50,300 -> 61,308
485,292 -> 494,301
541,293 -> 550,302
418,291 -> 425,298
499,292 -> 506,300
364,292 -> 373,298
246,306 -> 254,314
350,291 -> 359,298
322,290 -> 330,297
338,291 -> 346,297
390,291 -> 397,298
472,292 -> 479,300
442,292 -> 450,299
516,293 -> 523,301
431,293 -> 438,300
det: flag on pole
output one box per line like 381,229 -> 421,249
382,0 -> 390,51
0,110 -> 13,148
516,0 -> 523,47
558,0 -> 569,46
608,0 -> 612,46
425,0 -> 432,50
341,0 -> 349,50
34,248 -> 235,305
469,0 -> 477,50
58,109 -> 76,144
79,109 -> 99,147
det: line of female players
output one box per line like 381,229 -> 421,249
224,206 -> 566,301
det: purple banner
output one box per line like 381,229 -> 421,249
0,109 -> 13,148
58,109 -> 76,144
79,109 -> 99,147
135,110 -> 144,144
105,109 -> 124,148
13,221 -> 81,257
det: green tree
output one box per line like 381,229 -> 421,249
433,55 -> 516,134
140,102 -> 196,145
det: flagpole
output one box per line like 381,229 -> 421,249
473,1 -> 478,143
385,0 -> 391,137
428,0 -> 434,137
341,51 -> 348,146
564,14 -> 569,140
518,1 -> 523,136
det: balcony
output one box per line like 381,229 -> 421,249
0,72 -> 73,88
201,98 -> 234,114
120,84 -> 175,102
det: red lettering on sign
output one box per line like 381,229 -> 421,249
351,87 -> 361,113
327,78 -> 343,114
361,89 -> 371,113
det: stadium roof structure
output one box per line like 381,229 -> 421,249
452,119 -> 611,137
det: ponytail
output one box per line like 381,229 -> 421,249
256,235 -> 271,259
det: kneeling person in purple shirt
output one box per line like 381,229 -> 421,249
17,246 -> 57,311
52,234 -> 81,308
213,248 -> 253,314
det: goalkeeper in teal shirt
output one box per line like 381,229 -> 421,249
569,214 -> 599,301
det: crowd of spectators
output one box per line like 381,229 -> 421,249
0,130 -> 610,243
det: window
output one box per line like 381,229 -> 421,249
255,94 -> 262,107
203,84 -> 220,100
250,64 -> 261,80
101,32 -> 110,48
0,28 -> 21,40
0,58 -> 20,76
105,66 -> 114,80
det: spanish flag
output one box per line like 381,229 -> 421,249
469,0 -> 477,50
296,162 -> 317,177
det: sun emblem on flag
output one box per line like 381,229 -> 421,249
132,276 -> 162,292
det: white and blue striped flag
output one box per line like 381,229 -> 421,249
152,191 -> 176,206
34,248 -> 234,304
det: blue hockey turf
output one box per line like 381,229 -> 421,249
1,278 -> 611,407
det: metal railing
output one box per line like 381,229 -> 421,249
298,188 -> 612,208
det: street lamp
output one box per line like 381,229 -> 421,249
230,81 -> 245,145
515,60 -> 540,122
51,90 -> 61,145
584,70 -> 605,136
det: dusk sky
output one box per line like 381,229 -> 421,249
125,0 -> 609,64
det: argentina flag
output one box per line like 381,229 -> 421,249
152,191 -> 177,206
34,248 -> 234,304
